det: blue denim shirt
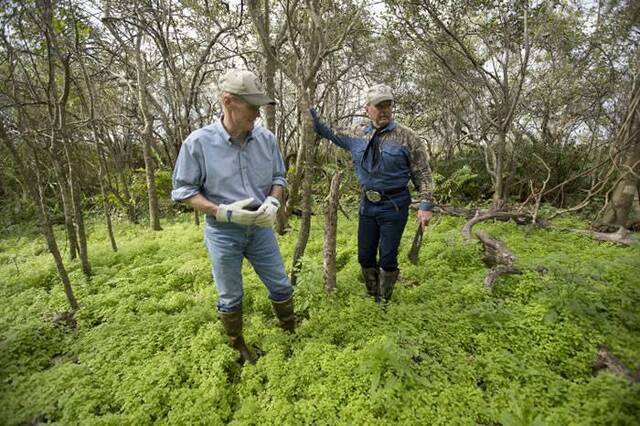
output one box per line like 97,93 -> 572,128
311,114 -> 434,210
171,120 -> 287,209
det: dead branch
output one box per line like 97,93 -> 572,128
593,345 -> 640,383
567,226 -> 637,246
484,266 -> 522,290
475,230 -> 521,290
435,205 -> 479,219
476,231 -> 516,267
462,211 -> 535,241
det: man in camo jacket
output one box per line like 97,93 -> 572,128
310,84 -> 434,303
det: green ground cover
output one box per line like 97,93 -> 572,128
1,214 -> 639,425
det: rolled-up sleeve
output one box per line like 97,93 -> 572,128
171,139 -> 203,202
271,137 -> 287,188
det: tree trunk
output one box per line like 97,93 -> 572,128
36,170 -> 79,311
285,135 -> 305,219
101,179 -> 118,252
135,34 -> 162,231
1,130 -> 78,312
64,140 -> 91,276
258,0 -> 286,234
116,166 -> 137,223
142,132 -> 162,231
98,154 -> 118,252
77,48 -> 118,253
323,171 -> 342,293
261,0 -> 277,134
601,78 -> 640,228
290,92 -> 316,286
492,130 -> 507,209
56,174 -> 78,260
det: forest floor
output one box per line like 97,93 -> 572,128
1,212 -> 639,425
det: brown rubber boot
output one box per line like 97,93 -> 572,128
361,267 -> 380,303
271,297 -> 295,332
218,309 -> 255,365
379,268 -> 400,303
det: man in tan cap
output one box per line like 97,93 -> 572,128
310,84 -> 434,303
172,69 -> 294,364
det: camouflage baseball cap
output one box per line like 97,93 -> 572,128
366,84 -> 394,106
218,69 -> 275,106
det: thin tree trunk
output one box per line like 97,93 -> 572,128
56,173 -> 78,259
323,171 -> 342,293
64,140 -> 91,276
492,130 -> 507,209
97,148 -> 118,251
1,129 -> 78,312
35,164 -> 79,311
116,166 -> 137,223
100,176 -> 118,252
261,0 -> 277,134
135,34 -> 162,231
290,92 -> 316,286
285,135 -> 305,218
602,76 -> 640,228
76,44 -> 118,252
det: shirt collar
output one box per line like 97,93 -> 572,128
365,119 -> 396,134
215,114 -> 255,145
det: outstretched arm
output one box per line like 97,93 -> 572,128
309,108 -> 353,150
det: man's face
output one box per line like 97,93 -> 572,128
366,100 -> 393,128
227,95 -> 261,132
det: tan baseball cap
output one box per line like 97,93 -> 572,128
218,69 -> 275,106
366,84 -> 394,106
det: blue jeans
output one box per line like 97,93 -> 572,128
358,189 -> 410,271
204,221 -> 293,312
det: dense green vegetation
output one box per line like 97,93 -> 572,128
1,213 -> 639,425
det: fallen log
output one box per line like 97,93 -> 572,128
484,266 -> 522,290
462,211 -> 536,241
475,231 -> 522,289
568,227 -> 638,246
593,345 -> 640,383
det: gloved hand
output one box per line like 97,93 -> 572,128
254,196 -> 281,228
216,198 -> 260,225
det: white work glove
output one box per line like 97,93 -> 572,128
215,198 -> 260,226
254,196 -> 281,228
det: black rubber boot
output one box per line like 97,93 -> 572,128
362,267 -> 380,303
218,309 -> 255,365
379,268 -> 399,303
271,297 -> 295,332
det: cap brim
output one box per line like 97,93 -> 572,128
369,96 -> 394,106
239,93 -> 276,106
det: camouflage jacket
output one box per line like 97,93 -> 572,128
312,115 -> 434,210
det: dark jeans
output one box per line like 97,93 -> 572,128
357,189 -> 410,271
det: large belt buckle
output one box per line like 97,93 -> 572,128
365,190 -> 382,202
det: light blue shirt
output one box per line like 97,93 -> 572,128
171,119 -> 287,209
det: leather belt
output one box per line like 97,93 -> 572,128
363,187 -> 407,202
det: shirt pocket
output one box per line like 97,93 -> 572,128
381,144 -> 408,171
253,154 -> 274,189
